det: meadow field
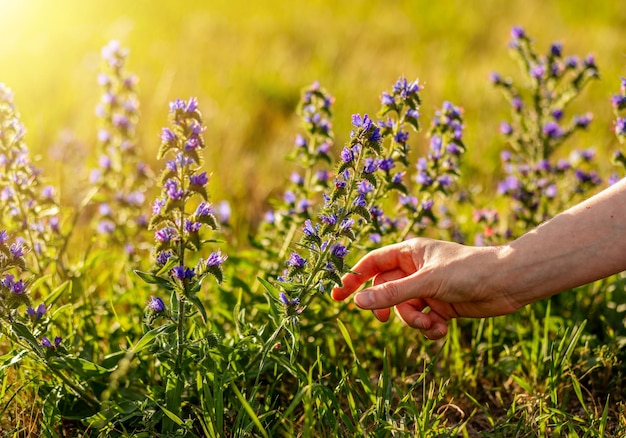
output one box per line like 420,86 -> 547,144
0,0 -> 626,436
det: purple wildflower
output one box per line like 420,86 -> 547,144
172,266 -> 195,280
155,226 -> 178,243
206,249 -> 227,267
190,172 -> 209,187
340,147 -> 355,163
287,252 -> 307,269
331,244 -> 349,259
9,242 -> 24,258
500,122 -> 513,135
148,296 -> 166,313
156,251 -> 172,265
542,122 -> 563,139
195,201 -> 214,218
511,26 -> 525,39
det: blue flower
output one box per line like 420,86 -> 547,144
511,26 -> 525,39
331,244 -> 349,259
155,226 -> 178,243
206,249 -> 227,267
287,252 -> 307,268
190,172 -> 209,187
148,296 -> 166,313
195,201 -> 214,217
172,265 -> 195,280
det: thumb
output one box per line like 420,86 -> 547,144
353,272 -> 427,310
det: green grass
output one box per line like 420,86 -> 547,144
1,1 -> 626,436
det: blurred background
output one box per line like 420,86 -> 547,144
0,0 -> 625,232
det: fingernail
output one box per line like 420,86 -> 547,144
354,291 -> 373,308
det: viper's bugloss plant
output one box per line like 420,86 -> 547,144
259,77 -> 466,345
0,84 -> 63,275
255,81 -> 335,278
483,26 -> 603,241
134,97 -> 224,431
90,41 -> 152,257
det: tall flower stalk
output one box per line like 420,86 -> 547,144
258,78 -> 466,355
0,84 -> 63,275
89,41 -> 152,257
486,26 -> 602,238
135,97 -> 224,430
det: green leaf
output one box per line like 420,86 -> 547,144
0,349 -> 28,372
48,357 -> 113,379
230,383 -> 269,438
131,323 -> 176,354
336,319 -> 356,360
187,293 -> 208,324
159,404 -> 185,426
257,277 -> 280,298
11,322 -> 42,355
134,270 -> 174,290
44,280 -> 71,307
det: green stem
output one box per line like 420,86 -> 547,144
176,296 -> 186,371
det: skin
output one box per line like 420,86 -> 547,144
332,177 -> 626,340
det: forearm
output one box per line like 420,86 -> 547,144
496,178 -> 626,308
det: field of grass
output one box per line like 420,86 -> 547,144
0,1 -> 626,436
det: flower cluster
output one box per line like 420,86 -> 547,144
492,26 -> 598,162
481,26 -> 603,239
0,84 -> 63,274
0,229 -> 61,350
256,82 -> 335,273
142,97 -> 225,327
90,41 -> 152,256
258,77 -> 466,319
365,80 -> 465,246
274,112 -> 384,311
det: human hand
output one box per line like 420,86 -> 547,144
332,238 -> 520,340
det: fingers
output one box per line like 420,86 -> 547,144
331,242 -> 408,301
370,269 -> 406,322
352,272 -> 426,310
394,300 -> 449,340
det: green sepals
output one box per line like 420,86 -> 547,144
158,141 -> 177,160
353,205 -> 371,222
322,270 -> 343,290
159,169 -> 177,185
367,137 -> 382,155
612,151 -> 626,167
302,233 -> 322,247
154,240 -> 175,254
389,181 -> 408,194
135,270 -> 175,291
185,148 -> 201,164
189,184 -> 208,201
164,198 -> 184,215
149,214 -> 168,230
0,243 -> 11,258
206,264 -> 223,284
339,227 -> 356,241
329,255 -> 344,273
186,232 -> 201,251
195,213 -> 218,230
6,292 -> 31,310
11,256 -> 26,271
405,116 -> 420,132
337,161 -> 353,175
362,172 -> 378,188
205,331 -> 219,348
